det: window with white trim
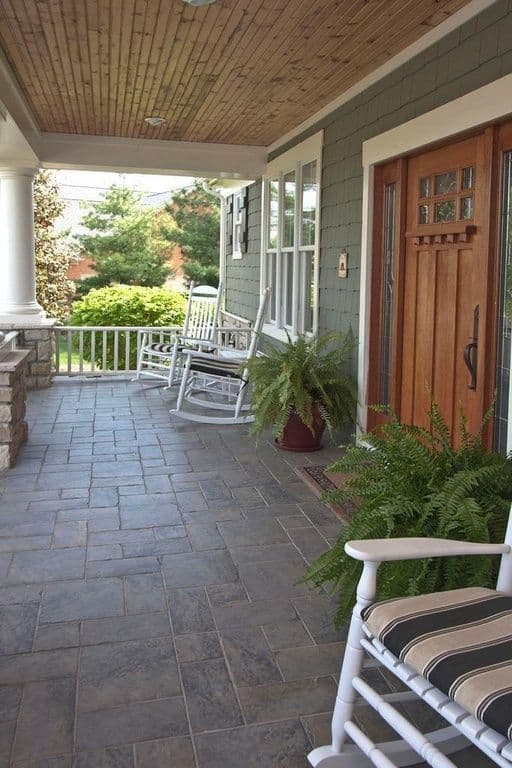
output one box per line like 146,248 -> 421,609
261,132 -> 322,338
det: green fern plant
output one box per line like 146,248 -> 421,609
304,402 -> 512,626
245,331 -> 356,441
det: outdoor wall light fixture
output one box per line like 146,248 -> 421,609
182,0 -> 218,6
144,116 -> 167,127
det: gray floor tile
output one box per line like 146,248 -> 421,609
77,697 -> 188,751
175,632 -> 223,663
168,587 -> 215,634
12,678 -> 75,762
7,548 -> 86,584
79,637 -> 180,711
41,578 -> 124,623
206,582 -> 248,607
0,604 -> 38,655
186,523 -> 226,551
124,572 -> 167,614
86,556 -> 159,578
239,677 -> 337,723
0,685 -> 21,722
81,613 -> 170,646
220,625 -> 282,686
212,597 -> 297,628
74,745 -> 134,768
52,521 -> 87,548
0,649 -> 78,684
238,559 -> 310,600
120,503 -> 181,529
194,720 -> 311,768
121,538 -> 191,557
162,550 -> 238,589
275,642 -> 344,680
292,594 -> 346,645
134,736 -> 195,768
33,621 -> 80,651
180,658 -> 243,732
262,618 -> 314,650
228,543 -> 303,564
217,519 -> 289,548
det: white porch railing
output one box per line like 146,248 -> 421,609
53,325 -> 253,376
0,331 -> 18,361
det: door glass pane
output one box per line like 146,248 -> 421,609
379,183 -> 396,406
268,180 -> 279,249
283,252 -> 294,327
434,200 -> 456,222
302,251 -> 315,334
419,204 -> 429,224
283,172 -> 295,248
419,177 -> 430,198
434,171 -> 457,195
461,166 -> 475,190
495,151 -> 512,453
460,196 -> 474,221
301,161 -> 317,246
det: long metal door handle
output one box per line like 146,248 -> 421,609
463,341 -> 478,390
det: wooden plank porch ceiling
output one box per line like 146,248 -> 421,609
0,0 -> 471,147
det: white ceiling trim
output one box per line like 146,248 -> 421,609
38,133 -> 267,179
266,0 -> 499,155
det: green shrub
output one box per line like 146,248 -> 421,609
304,403 -> 512,627
183,261 -> 219,287
70,285 -> 186,369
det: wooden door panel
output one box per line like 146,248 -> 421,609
432,246 -> 458,434
412,249 -> 437,429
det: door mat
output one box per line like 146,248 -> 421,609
296,465 -> 355,523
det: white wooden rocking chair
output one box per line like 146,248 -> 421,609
309,512 -> 512,768
134,282 -> 222,387
169,288 -> 270,425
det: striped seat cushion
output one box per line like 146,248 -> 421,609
190,356 -> 243,379
363,587 -> 512,740
145,342 -> 214,355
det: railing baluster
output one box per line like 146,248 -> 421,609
91,330 -> 96,373
125,332 -> 130,372
55,328 -> 60,373
102,331 -> 107,372
113,330 -> 119,373
79,330 -> 84,374
67,330 -> 72,375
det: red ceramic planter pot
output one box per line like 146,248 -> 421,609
276,403 -> 326,452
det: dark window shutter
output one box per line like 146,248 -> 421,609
226,195 -> 234,257
239,187 -> 249,255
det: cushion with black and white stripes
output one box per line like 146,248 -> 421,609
363,587 -> 512,740
145,342 -> 214,354
189,356 -> 242,379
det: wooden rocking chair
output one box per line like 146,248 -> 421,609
134,282 -> 222,387
309,510 -> 512,768
169,288 -> 270,425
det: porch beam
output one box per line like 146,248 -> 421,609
38,133 -> 267,180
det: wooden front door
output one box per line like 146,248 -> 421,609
369,130 -> 496,439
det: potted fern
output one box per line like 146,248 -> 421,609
245,331 -> 356,451
305,403 -> 512,626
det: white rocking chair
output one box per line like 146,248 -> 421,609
309,511 -> 512,768
169,288 -> 270,425
134,282 -> 222,387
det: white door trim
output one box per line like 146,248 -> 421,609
358,72 -> 512,433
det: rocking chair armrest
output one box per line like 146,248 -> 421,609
178,336 -> 217,347
345,537 -> 510,563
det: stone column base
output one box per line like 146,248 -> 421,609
0,349 -> 30,469
0,320 -> 55,390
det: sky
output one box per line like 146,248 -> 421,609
53,169 -> 197,233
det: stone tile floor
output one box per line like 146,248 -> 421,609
0,380 -> 492,767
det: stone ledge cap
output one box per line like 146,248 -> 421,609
0,349 -> 31,372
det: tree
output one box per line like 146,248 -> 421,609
33,170 -> 76,322
162,182 -> 220,287
77,186 -> 170,293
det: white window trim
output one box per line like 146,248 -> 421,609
358,72 -> 512,439
260,130 -> 323,341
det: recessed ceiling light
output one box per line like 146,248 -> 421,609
144,116 -> 167,127
183,0 -> 218,6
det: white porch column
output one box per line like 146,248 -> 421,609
0,168 -> 45,323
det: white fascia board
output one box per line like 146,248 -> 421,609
267,0 -> 499,155
0,49 -> 41,157
0,114 -> 39,169
38,132 -> 267,179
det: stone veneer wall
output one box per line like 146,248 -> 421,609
0,325 -> 55,390
0,349 -> 30,469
